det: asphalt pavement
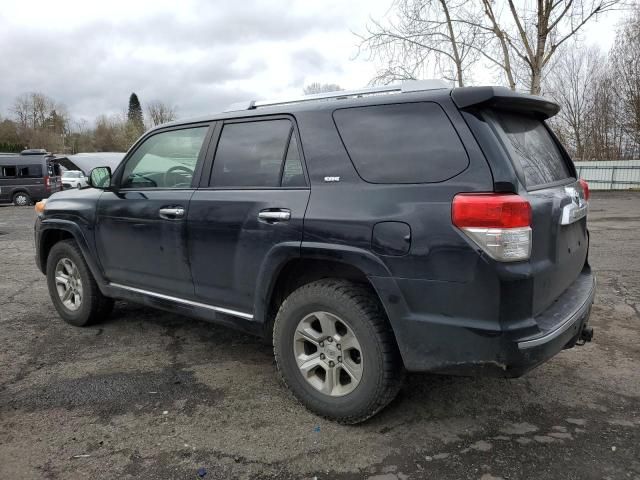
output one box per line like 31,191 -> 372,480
0,191 -> 638,479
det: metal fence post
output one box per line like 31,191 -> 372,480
610,167 -> 616,190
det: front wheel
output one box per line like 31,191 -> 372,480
273,279 -> 404,424
46,239 -> 114,326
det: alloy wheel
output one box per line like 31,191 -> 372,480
54,257 -> 83,311
293,311 -> 363,396
14,194 -> 29,206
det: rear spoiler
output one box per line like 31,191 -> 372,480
451,86 -> 560,119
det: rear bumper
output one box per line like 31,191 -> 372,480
371,267 -> 595,377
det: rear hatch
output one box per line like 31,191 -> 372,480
488,109 -> 589,316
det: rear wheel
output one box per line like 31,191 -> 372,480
273,279 -> 404,424
12,192 -> 32,206
46,239 -> 114,326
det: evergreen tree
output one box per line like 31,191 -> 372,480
127,93 -> 144,140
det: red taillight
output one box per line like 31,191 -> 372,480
579,179 -> 590,201
452,193 -> 531,228
44,176 -> 50,191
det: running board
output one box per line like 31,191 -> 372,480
109,283 -> 254,321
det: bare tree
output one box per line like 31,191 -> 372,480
610,8 -> 640,157
502,0 -> 622,94
545,44 -> 604,159
94,114 -> 129,152
146,101 -> 177,127
359,0 -> 624,93
588,72 -> 629,159
357,0 -> 485,86
303,83 -> 344,95
10,93 -> 70,152
12,95 -> 30,129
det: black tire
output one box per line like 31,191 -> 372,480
12,191 -> 32,206
273,279 -> 404,424
46,239 -> 114,327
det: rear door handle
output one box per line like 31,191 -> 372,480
258,209 -> 291,222
159,206 -> 185,219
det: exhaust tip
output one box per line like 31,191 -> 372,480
578,325 -> 594,345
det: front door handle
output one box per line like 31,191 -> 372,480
159,206 -> 185,220
258,209 -> 291,222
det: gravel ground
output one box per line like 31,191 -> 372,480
0,191 -> 639,480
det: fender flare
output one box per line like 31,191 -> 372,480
11,189 -> 31,200
38,219 -> 108,290
252,241 -> 392,326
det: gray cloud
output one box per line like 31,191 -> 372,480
289,48 -> 344,87
0,0 -> 349,123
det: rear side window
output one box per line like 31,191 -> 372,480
18,164 -> 42,178
493,111 -> 571,188
1,166 -> 17,177
211,119 -> 300,188
333,102 -> 469,184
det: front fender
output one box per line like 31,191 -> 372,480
38,218 -> 108,290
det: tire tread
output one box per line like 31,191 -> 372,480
273,278 -> 404,424
46,239 -> 113,326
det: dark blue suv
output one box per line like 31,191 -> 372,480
34,81 -> 595,423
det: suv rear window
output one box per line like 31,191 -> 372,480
493,111 -> 571,188
333,102 -> 469,184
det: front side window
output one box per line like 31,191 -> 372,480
211,119 -> 293,188
120,127 -> 208,189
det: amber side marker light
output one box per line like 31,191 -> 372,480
35,200 -> 47,215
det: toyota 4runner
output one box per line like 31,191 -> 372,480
34,81 -> 595,423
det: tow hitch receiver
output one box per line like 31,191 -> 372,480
577,325 -> 594,346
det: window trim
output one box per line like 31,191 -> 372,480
112,122 -> 214,191
201,114 -> 310,191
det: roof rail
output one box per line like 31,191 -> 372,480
224,79 -> 450,112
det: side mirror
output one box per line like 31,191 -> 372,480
88,167 -> 112,189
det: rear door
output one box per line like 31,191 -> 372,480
95,125 -> 211,297
188,116 -> 310,316
489,110 -> 589,315
17,162 -> 46,199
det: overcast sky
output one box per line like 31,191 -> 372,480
0,0 -> 626,123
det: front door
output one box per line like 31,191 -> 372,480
188,117 -> 310,316
95,125 -> 211,297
